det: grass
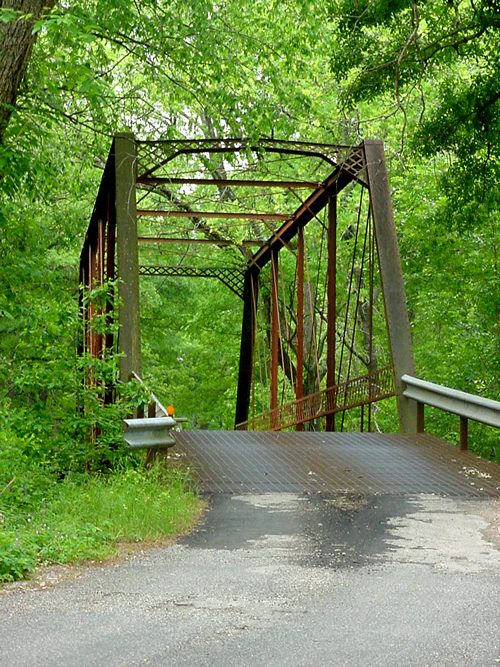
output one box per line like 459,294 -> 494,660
0,464 -> 202,583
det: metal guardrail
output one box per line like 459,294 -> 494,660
123,416 -> 177,449
123,372 -> 178,450
402,374 -> 500,450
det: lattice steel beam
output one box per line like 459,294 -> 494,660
135,138 -> 352,179
139,265 -> 245,298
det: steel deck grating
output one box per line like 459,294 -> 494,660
173,431 -> 500,496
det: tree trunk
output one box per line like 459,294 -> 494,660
0,0 -> 56,143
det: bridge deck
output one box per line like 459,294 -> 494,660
173,431 -> 500,496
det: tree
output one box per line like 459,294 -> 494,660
329,0 -> 499,202
0,0 -> 496,457
0,0 -> 56,143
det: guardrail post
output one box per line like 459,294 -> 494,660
402,374 -> 500,450
460,416 -> 468,451
416,402 -> 425,433
144,406 -> 155,469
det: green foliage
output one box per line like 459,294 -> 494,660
141,276 -> 241,428
0,531 -> 37,583
0,0 -> 497,556
0,462 -> 200,582
329,1 -> 499,207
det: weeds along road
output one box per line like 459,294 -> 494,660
0,491 -> 499,666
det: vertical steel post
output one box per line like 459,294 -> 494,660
296,225 -> 304,430
105,191 -> 116,359
97,220 -> 105,284
89,243 -> 96,358
79,253 -> 88,356
235,269 -> 259,428
270,249 -> 279,427
115,133 -> 142,381
326,195 -> 337,431
363,140 -> 417,433
368,210 -> 375,431
96,219 -> 105,359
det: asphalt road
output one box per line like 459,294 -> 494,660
1,491 -> 499,666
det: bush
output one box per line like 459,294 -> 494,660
0,463 -> 200,583
0,531 -> 37,582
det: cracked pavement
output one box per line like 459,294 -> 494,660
1,490 -> 499,666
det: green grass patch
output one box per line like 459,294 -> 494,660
0,465 -> 202,583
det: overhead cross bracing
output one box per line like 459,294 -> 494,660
129,138 -> 356,289
79,135 -> 417,434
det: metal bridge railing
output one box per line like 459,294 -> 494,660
237,366 -> 395,431
402,374 -> 500,450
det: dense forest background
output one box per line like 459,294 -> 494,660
0,0 -> 498,474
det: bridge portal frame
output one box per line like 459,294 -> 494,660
79,134 -> 417,432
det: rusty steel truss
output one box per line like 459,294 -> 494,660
138,265 -> 245,298
79,134 -> 418,432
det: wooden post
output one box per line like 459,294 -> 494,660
364,140 -> 417,433
460,416 -> 468,451
115,133 -> 142,382
417,402 -> 425,433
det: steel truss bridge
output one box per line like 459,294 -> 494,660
79,135 -> 424,435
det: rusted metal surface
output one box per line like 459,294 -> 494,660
135,138 -> 354,179
270,251 -> 280,426
296,224 -> 304,411
326,195 -> 337,431
247,167 -> 354,271
137,237 -> 261,247
237,366 -> 395,431
115,133 -> 142,381
174,430 -> 500,496
79,141 -> 118,402
80,134 -> 416,439
137,210 -> 290,221
235,270 -> 259,428
137,177 -> 320,189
